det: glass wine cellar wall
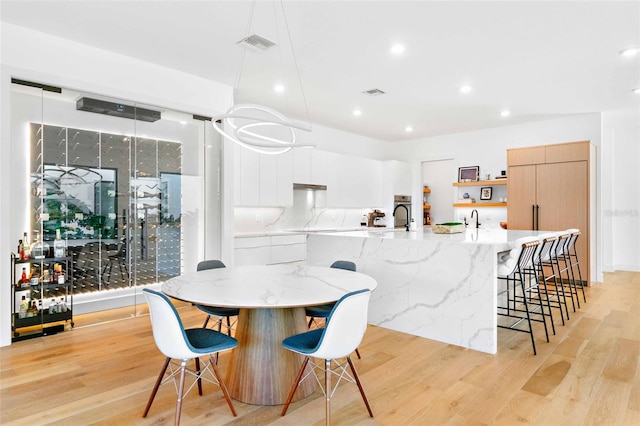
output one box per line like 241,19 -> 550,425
32,123 -> 182,292
10,81 -> 219,322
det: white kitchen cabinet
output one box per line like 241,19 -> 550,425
293,148 -> 327,185
234,144 -> 293,206
326,153 -> 382,207
234,234 -> 306,266
382,160 -> 411,195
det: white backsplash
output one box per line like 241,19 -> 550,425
235,190 -> 380,234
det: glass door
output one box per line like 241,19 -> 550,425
10,80 -> 222,326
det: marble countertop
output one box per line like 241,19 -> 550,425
313,228 -> 552,252
162,264 -> 377,308
235,226 -> 384,238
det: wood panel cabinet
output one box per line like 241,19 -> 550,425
507,141 -> 594,284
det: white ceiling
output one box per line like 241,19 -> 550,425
1,1 -> 639,142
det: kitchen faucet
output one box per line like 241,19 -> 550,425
471,209 -> 481,229
393,204 -> 411,231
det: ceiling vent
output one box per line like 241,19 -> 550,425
76,98 -> 161,122
362,88 -> 386,96
236,34 -> 277,52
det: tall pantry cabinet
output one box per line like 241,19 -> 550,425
507,141 -> 595,285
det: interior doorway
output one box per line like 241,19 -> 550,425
421,158 -> 455,225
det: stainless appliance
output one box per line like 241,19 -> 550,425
393,195 -> 412,229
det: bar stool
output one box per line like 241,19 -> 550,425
523,235 -> 557,336
497,238 -> 546,355
563,229 -> 587,304
552,232 -> 579,313
534,234 -> 568,328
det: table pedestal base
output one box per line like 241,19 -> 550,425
226,307 -> 316,405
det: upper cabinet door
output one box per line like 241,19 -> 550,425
507,146 -> 545,166
293,148 -> 327,186
235,146 -> 293,207
326,153 -> 382,207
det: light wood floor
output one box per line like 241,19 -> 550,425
1,271 -> 639,425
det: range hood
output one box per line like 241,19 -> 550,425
293,183 -> 327,191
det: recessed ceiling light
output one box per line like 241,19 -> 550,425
405,126 -> 413,133
390,43 -> 406,55
500,110 -> 511,117
633,88 -> 640,94
619,47 -> 640,57
460,85 -> 472,94
353,109 -> 362,116
274,84 -> 285,93
179,120 -> 187,125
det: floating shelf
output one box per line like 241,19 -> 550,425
453,179 -> 507,187
452,202 -> 507,208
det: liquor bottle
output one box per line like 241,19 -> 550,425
19,296 -> 28,318
21,267 -> 28,284
21,232 -> 30,260
30,230 -> 49,259
27,300 -> 38,317
18,239 -> 23,258
53,229 -> 66,258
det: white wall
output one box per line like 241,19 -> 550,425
0,23 -> 233,347
602,108 -> 640,272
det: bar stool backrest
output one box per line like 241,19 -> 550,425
516,240 -> 540,272
554,233 -> 571,256
538,234 -> 558,262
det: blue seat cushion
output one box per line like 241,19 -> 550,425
282,328 -> 323,355
185,327 -> 238,354
304,303 -> 335,318
195,304 -> 239,317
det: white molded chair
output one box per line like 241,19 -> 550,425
281,288 -> 373,425
195,260 -> 239,335
305,260 -> 361,359
142,288 -> 237,425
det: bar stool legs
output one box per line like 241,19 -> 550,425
566,230 -> 587,304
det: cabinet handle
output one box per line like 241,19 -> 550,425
535,204 -> 540,230
531,205 -> 535,230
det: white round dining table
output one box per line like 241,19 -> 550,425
161,263 -> 377,406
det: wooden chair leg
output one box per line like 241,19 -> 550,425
143,357 -> 170,417
355,348 -> 361,359
175,360 -> 187,426
209,355 -> 237,416
347,357 -> 373,417
281,357 -> 310,416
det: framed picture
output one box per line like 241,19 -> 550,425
458,166 -> 479,182
480,186 -> 493,200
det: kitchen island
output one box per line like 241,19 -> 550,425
306,227 -> 546,354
